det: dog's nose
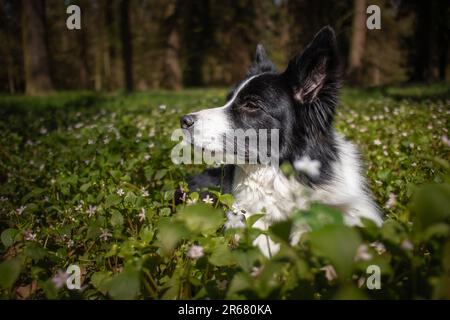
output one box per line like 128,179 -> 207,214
180,114 -> 195,129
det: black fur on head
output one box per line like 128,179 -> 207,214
224,26 -> 342,186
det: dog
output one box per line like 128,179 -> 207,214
179,26 -> 383,257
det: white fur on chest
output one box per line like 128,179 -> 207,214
232,165 -> 307,223
231,134 -> 382,227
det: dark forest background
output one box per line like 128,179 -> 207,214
0,0 -> 448,95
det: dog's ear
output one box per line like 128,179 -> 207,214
283,26 -> 340,104
247,44 -> 277,76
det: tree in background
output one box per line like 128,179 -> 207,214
347,0 -> 367,84
120,0 -> 133,92
22,0 -> 53,95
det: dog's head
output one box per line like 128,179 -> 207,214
180,26 -> 341,163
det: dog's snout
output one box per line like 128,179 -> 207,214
180,114 -> 196,129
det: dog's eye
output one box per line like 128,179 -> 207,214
242,102 -> 260,111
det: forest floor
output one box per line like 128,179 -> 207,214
0,84 -> 449,299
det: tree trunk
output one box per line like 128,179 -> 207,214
22,0 -> 53,95
161,1 -> 182,90
120,0 -> 133,91
347,0 -> 367,84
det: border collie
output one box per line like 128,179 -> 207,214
179,26 -> 383,257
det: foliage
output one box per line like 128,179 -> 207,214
0,86 -> 449,299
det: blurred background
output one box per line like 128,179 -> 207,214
0,0 -> 448,95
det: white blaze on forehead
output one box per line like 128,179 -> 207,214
190,74 -> 261,150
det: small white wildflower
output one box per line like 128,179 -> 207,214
202,194 -> 214,204
0,196 -> 8,202
24,230 -> 36,241
136,132 -> 143,139
224,211 -> 246,230
39,127 -> 48,135
411,162 -> 417,167
139,208 -> 146,222
117,188 -> 125,196
294,156 -> 321,178
355,244 -> 372,261
88,139 -> 94,145
441,135 -> 450,147
186,198 -> 197,205
87,205 -> 96,218
99,228 -> 112,241
321,265 -> 337,282
179,192 -> 187,202
67,239 -> 75,248
142,189 -> 149,197
148,142 -> 155,149
144,154 -> 151,161
187,245 -> 204,260
373,139 -> 382,146
52,270 -> 69,289
409,143 -> 415,149
159,105 -> 167,110
401,239 -> 414,251
250,266 -> 263,278
370,241 -> 386,255
385,193 -> 397,209
16,205 -> 26,215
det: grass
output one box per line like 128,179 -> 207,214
0,85 -> 449,299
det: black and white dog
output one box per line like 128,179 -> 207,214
179,27 -> 382,256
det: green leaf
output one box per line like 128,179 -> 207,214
218,194 -> 235,207
269,220 -> 292,243
157,218 -> 189,254
209,239 -> 235,266
107,268 -> 140,300
110,210 -> 124,228
309,225 -> 362,280
247,214 -> 265,228
80,182 -> 91,193
105,194 -> 122,208
1,228 -> 19,248
139,226 -> 154,243
91,271 -> 112,295
0,257 -> 22,290
177,203 -> 223,235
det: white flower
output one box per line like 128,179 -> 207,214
186,198 -> 197,205
142,189 -> 149,197
144,154 -> 151,161
148,143 -> 155,149
187,245 -> 204,259
370,241 -> 386,255
224,211 -> 246,230
88,139 -> 94,145
179,192 -> 187,202
39,127 -> 48,135
16,206 -> 26,215
401,239 -> 413,251
136,132 -> 143,139
321,265 -> 337,282
373,139 -> 382,146
202,194 -> 214,204
87,205 -> 96,218
139,208 -> 146,222
441,135 -> 450,147
250,266 -> 263,278
24,230 -> 36,241
0,196 -> 8,202
99,228 -> 112,241
67,239 -> 75,248
384,193 -> 397,209
159,105 -> 167,110
52,270 -> 69,289
294,156 -> 321,178
117,188 -> 125,196
354,244 -> 373,261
